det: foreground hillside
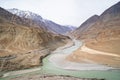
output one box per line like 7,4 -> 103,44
67,2 -> 120,68
0,7 -> 70,71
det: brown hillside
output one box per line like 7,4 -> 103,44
0,7 -> 70,71
67,2 -> 120,68
71,2 -> 120,41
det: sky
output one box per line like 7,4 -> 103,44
0,0 -> 119,27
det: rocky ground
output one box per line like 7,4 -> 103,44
8,74 -> 105,80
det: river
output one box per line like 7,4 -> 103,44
1,40 -> 120,80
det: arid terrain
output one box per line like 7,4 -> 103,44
67,2 -> 120,68
67,43 -> 120,68
0,1 -> 120,80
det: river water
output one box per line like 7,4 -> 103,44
41,40 -> 120,80
1,40 -> 120,80
41,55 -> 120,80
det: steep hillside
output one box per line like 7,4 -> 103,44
71,15 -> 99,38
67,2 -> 120,68
8,8 -> 75,34
71,2 -> 120,41
0,7 -> 43,29
0,7 -> 70,71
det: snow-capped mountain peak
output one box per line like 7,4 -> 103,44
7,8 -> 43,21
7,8 -> 76,34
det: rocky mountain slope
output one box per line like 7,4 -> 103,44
71,2 -> 120,41
8,8 -> 75,34
0,7 -> 70,71
67,2 -> 120,68
71,15 -> 99,38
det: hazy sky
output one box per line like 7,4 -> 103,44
0,0 -> 119,27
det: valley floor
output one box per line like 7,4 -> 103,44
0,40 -> 106,80
49,40 -> 115,70
67,40 -> 120,68
1,39 -> 120,80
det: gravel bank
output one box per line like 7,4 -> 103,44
9,75 -> 105,80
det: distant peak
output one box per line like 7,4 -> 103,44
84,14 -> 99,23
89,15 -> 99,19
7,8 -> 43,20
11,8 -> 18,10
92,15 -> 99,17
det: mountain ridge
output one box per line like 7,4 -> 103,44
67,2 -> 120,68
8,8 -> 76,34
71,1 -> 120,41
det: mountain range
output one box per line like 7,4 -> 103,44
8,8 -> 76,34
0,1 -> 120,72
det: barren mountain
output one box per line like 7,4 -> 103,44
67,2 -> 120,68
71,15 -> 99,38
71,2 -> 120,41
8,8 -> 75,34
0,7 -> 70,71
